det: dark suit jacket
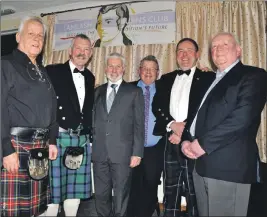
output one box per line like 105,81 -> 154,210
92,81 -> 145,163
46,61 -> 95,132
189,62 -> 267,183
152,68 -> 215,137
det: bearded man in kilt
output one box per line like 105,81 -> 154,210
1,16 -> 58,217
46,34 -> 95,217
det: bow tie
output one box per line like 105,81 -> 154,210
177,69 -> 191,76
74,68 -> 85,76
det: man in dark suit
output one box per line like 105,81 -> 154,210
92,52 -> 144,217
127,55 -> 165,217
46,34 -> 95,216
182,32 -> 267,216
152,38 -> 215,217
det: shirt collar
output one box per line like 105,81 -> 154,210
13,48 -> 42,67
216,59 -> 240,79
138,80 -> 156,91
108,78 -> 123,88
178,65 -> 197,78
69,60 -> 85,73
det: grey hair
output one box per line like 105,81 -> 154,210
106,52 -> 126,67
18,16 -> 46,35
70,34 -> 91,48
211,32 -> 240,46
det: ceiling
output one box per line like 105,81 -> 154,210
1,0 -> 143,19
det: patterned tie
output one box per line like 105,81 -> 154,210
144,86 -> 150,145
107,84 -> 118,113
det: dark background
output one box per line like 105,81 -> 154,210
1,33 -> 17,56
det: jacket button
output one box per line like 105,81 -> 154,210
106,133 -> 109,136
62,117 -> 65,120
59,106 -> 62,110
166,117 -> 168,120
158,108 -> 161,111
161,113 -> 164,116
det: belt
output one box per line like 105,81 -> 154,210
58,127 -> 89,136
10,127 -> 49,140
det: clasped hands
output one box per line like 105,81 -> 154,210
169,121 -> 205,159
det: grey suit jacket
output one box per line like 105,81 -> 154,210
92,81 -> 145,164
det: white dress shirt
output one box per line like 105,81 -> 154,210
69,60 -> 85,111
166,66 -> 197,131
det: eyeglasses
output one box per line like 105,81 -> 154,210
140,67 -> 158,73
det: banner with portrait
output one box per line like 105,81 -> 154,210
53,2 -> 176,50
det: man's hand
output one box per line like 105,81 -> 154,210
3,152 -> 19,174
49,144 -> 58,160
168,133 -> 181,144
130,156 -> 141,168
170,122 -> 185,137
190,139 -> 205,158
181,141 -> 197,159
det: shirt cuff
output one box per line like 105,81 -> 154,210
166,120 -> 175,132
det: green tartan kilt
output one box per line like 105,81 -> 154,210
49,132 -> 92,204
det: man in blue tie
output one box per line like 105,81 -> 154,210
127,55 -> 165,217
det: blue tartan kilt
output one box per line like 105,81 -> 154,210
49,132 -> 92,204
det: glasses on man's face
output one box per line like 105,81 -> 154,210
140,67 -> 158,73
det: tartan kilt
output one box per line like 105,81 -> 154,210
163,133 -> 198,217
49,132 -> 91,204
1,136 -> 50,217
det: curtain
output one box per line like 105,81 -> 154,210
43,1 -> 267,162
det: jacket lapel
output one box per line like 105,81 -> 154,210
108,81 -> 127,114
64,61 -> 80,113
82,69 -> 90,112
100,83 -> 108,114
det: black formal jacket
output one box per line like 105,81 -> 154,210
152,68 -> 215,137
187,62 -> 267,183
46,61 -> 95,133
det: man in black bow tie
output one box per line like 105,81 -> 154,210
46,34 -> 95,216
152,38 -> 215,217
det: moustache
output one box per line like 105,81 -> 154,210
76,54 -> 86,58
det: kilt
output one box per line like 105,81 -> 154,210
49,132 -> 91,204
163,133 -> 198,217
1,136 -> 50,217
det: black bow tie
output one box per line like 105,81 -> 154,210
74,68 -> 85,76
177,69 -> 191,76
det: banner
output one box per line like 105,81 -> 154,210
53,2 -> 176,50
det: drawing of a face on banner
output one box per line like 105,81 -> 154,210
94,4 -> 133,47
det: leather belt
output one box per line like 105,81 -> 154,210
58,127 -> 89,136
10,127 -> 49,140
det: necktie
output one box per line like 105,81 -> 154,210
107,84 -> 118,113
144,86 -> 150,145
74,68 -> 85,76
177,69 -> 191,76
